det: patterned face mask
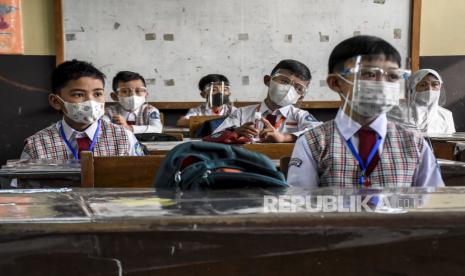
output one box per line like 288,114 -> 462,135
57,96 -> 105,124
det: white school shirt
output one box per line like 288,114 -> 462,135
183,103 -> 237,119
287,109 -> 445,188
422,107 -> 456,135
213,101 -> 322,137
20,118 -> 144,159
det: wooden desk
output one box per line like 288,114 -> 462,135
1,187 -> 465,275
428,133 -> 465,161
188,115 -> 221,137
430,140 -> 457,160
143,139 -> 195,155
0,164 -> 81,189
144,140 -> 295,159
163,126 -> 190,137
438,159 -> 465,186
243,143 -> 294,159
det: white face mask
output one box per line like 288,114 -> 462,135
268,81 -> 300,107
342,79 -> 400,117
119,95 -> 146,111
58,96 -> 105,124
414,90 -> 440,107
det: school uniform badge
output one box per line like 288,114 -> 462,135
305,114 -> 317,122
289,157 -> 303,168
135,142 -> 145,156
149,112 -> 160,119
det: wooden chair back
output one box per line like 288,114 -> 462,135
279,156 -> 291,178
243,143 -> 295,160
159,112 -> 165,125
80,151 -> 165,188
163,132 -> 184,141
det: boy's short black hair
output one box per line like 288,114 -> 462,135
270,59 -> 312,81
198,74 -> 230,91
112,71 -> 147,92
52,59 -> 106,94
328,35 -> 402,74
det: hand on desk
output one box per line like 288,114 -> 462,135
234,119 -> 297,143
112,115 -> 134,132
259,117 -> 295,143
234,122 -> 258,137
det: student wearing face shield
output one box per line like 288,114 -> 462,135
176,74 -> 237,127
287,35 -> 444,188
213,59 -> 321,143
104,71 -> 163,134
388,69 -> 455,134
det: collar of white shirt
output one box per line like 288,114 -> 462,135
334,108 -> 387,141
60,118 -> 100,140
258,100 -> 291,118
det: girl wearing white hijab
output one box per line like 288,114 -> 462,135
388,69 -> 455,134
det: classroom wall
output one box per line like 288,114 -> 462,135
0,0 -> 58,165
22,0 -> 55,55
419,0 -> 465,131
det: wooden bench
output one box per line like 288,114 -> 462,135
80,151 -> 165,188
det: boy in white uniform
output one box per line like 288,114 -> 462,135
287,36 -> 444,188
22,60 -> 143,160
177,74 -> 236,127
104,71 -> 163,134
214,59 -> 321,143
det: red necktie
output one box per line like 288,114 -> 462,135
357,127 -> 380,186
266,114 -> 277,126
76,137 -> 92,158
127,113 -> 136,125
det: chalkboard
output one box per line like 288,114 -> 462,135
61,0 -> 413,104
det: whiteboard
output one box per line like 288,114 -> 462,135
63,0 -> 411,102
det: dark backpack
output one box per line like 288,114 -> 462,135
153,141 -> 288,190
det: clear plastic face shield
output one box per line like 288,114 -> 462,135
404,69 -> 446,133
335,55 -> 410,127
268,72 -> 308,108
204,81 -> 231,109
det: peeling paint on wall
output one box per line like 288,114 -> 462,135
163,34 -> 174,41
319,32 -> 329,42
145,33 -> 156,40
164,79 -> 175,86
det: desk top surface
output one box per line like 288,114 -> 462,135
427,132 -> 465,141
2,187 -> 465,233
142,140 -> 295,151
163,126 -> 190,133
142,139 -> 196,151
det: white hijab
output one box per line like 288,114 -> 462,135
407,69 -> 443,132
